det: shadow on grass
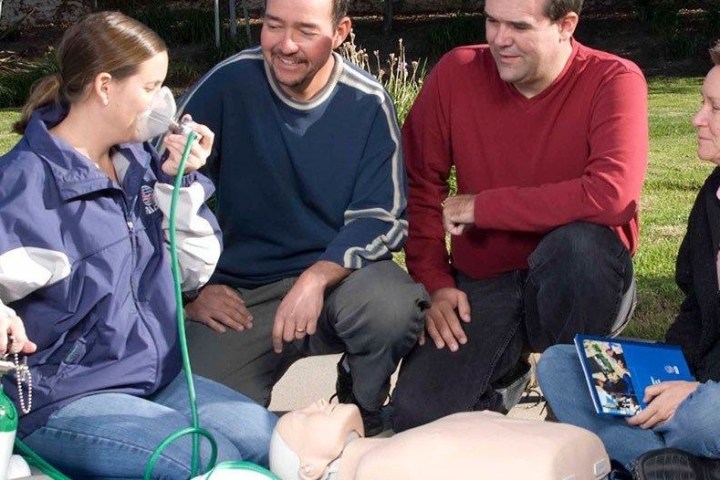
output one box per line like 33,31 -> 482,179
626,274 -> 682,341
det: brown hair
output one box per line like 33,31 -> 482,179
14,11 -> 166,134
711,40 -> 720,66
331,0 -> 349,26
545,0 -> 583,22
263,0 -> 349,26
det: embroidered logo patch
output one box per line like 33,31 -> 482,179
141,184 -> 159,215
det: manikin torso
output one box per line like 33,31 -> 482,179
270,400 -> 611,480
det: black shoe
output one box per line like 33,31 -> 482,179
632,448 -> 720,480
334,355 -> 385,437
608,459 -> 633,480
490,358 -> 532,413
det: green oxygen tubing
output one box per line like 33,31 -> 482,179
146,128 -> 278,480
143,129 -> 218,479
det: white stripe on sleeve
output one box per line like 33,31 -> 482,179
154,182 -> 221,291
0,247 -> 72,303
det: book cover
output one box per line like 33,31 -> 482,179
574,334 -> 694,416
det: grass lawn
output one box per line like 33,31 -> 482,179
0,76 -> 711,341
0,108 -> 20,154
630,76 -> 712,340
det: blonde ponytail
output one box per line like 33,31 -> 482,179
13,74 -> 63,134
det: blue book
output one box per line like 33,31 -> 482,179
574,334 -> 693,416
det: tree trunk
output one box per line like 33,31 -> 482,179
241,0 -> 252,45
383,0 -> 393,34
229,0 -> 237,40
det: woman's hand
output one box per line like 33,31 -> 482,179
626,380 -> 700,429
0,309 -> 37,356
162,114 -> 215,176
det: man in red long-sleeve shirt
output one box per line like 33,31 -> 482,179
392,0 -> 648,431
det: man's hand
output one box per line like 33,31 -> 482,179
626,380 -> 700,429
421,287 -> 471,352
272,261 -> 349,353
185,285 -> 253,333
442,194 -> 476,235
272,274 -> 325,353
0,307 -> 37,356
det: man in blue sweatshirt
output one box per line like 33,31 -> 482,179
180,0 -> 428,435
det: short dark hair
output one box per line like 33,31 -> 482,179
263,0 -> 349,26
544,0 -> 583,22
332,0 -> 349,26
711,40 -> 720,66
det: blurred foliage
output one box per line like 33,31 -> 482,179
630,0 -> 718,60
340,31 -> 425,125
0,49 -> 58,109
427,14 -> 485,58
132,6 -> 217,47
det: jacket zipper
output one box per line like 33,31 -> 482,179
122,193 -> 164,394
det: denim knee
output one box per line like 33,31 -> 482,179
524,222 -> 633,346
662,381 -> 720,458
530,222 -> 626,273
537,345 -> 577,396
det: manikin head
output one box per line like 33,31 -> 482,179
270,399 -> 364,480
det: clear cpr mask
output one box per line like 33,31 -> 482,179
135,86 -> 194,142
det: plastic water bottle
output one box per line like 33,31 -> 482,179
0,386 -> 18,480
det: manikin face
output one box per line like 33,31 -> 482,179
693,66 -> 720,165
484,0 -> 575,97
275,399 -> 363,479
105,51 -> 169,143
261,0 -> 350,101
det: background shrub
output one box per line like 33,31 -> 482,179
0,50 -> 58,109
427,14 -> 485,58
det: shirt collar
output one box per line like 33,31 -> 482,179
264,51 -> 343,110
24,103 -> 152,201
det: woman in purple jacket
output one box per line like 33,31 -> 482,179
0,11 -> 276,478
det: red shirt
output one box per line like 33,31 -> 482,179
403,41 -> 648,293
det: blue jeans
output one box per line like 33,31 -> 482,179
538,345 -> 720,468
23,374 -> 278,479
393,222 -> 633,431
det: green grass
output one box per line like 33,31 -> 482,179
0,75 -> 710,341
0,109 -> 20,153
629,76 -> 711,339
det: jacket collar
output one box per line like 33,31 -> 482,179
24,103 -> 152,201
708,168 -> 720,256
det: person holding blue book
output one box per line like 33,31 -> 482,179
537,42 -> 720,477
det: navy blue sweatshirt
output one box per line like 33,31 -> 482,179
179,48 -> 407,288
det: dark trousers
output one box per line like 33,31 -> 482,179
392,222 -> 634,431
187,261 -> 428,411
